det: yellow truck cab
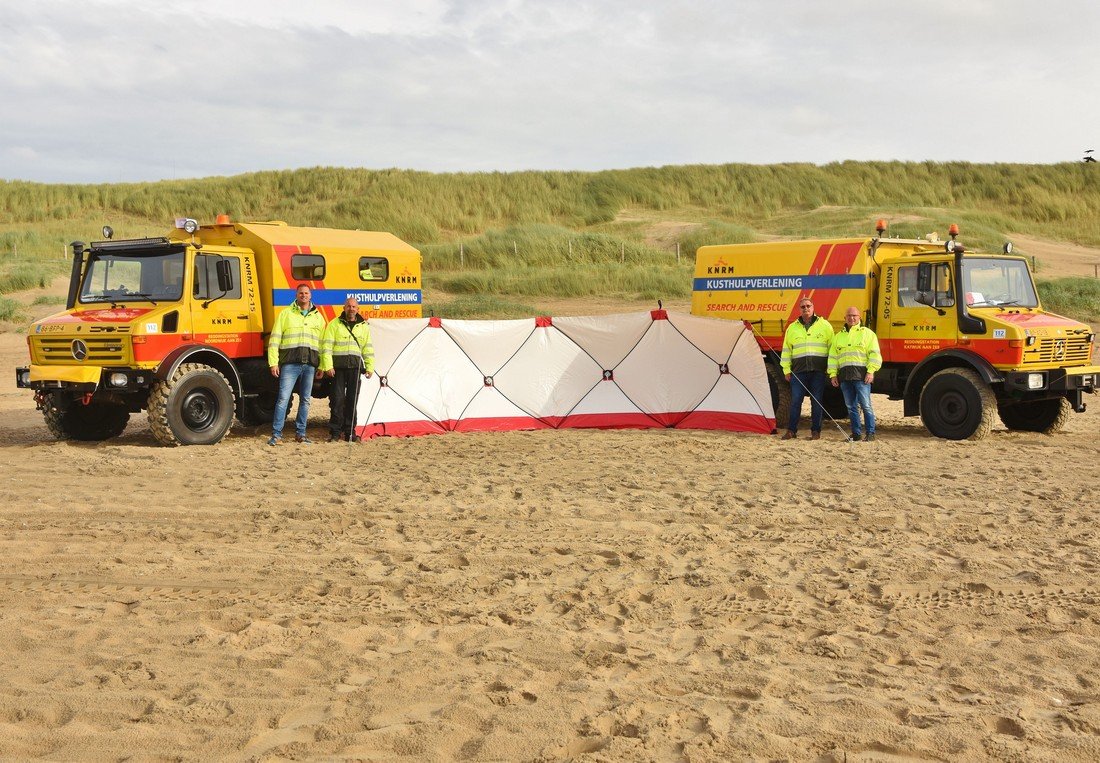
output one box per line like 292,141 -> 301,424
692,223 -> 1097,439
16,216 -> 422,445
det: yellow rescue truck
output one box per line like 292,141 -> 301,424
692,222 -> 1097,439
16,216 -> 422,445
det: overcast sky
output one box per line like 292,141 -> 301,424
2,1 -> 1096,184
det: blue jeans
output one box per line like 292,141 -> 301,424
788,370 -> 827,433
272,363 -> 315,439
840,379 -> 875,437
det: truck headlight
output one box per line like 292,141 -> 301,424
18,370 -> 30,386
1027,373 -> 1044,390
108,373 -> 128,387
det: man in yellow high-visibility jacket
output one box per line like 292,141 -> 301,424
266,283 -> 326,445
320,297 -> 375,442
780,297 -> 834,440
828,307 -> 883,441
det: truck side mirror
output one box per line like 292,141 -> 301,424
216,259 -> 233,293
917,262 -> 932,292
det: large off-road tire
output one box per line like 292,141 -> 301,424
765,363 -> 791,432
41,392 -> 130,441
148,363 -> 235,446
997,397 -> 1072,434
919,367 -> 996,441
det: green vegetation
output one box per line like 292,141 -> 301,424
423,294 -> 538,320
1037,277 -> 1100,323
0,296 -> 22,322
0,263 -> 53,294
1,162 -> 1098,320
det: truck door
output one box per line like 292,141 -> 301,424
879,261 -> 957,363
191,252 -> 263,356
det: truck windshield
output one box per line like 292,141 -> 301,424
80,250 -> 186,304
961,258 -> 1039,308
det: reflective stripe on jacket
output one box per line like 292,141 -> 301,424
320,315 -> 375,373
780,315 -> 835,374
828,325 -> 882,381
267,304 -> 325,367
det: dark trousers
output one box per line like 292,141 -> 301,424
788,370 -> 827,433
328,367 -> 361,439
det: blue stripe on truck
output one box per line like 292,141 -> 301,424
273,288 -> 423,305
693,274 -> 867,291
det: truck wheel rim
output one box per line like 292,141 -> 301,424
182,389 -> 218,430
937,391 -> 966,425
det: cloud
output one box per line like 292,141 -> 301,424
2,0 -> 1098,182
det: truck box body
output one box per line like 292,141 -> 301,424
167,221 -> 423,330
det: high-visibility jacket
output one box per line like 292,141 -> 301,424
780,315 -> 834,374
320,315 -> 375,373
828,324 -> 882,381
267,303 -> 326,368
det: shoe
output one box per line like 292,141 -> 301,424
810,431 -> 821,440
351,435 -> 362,443
267,436 -> 280,446
328,434 -> 342,443
780,431 -> 797,440
295,435 -> 313,444
864,433 -> 875,441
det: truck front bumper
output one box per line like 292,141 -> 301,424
16,365 -> 155,393
1002,365 -> 1099,412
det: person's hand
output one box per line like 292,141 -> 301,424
865,373 -> 874,384
365,372 -> 373,379
315,369 -> 323,380
326,369 -> 335,378
270,365 -> 280,378
830,377 -> 838,387
784,373 -> 791,382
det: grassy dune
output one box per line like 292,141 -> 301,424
2,162 -> 1098,320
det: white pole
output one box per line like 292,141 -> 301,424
620,243 -> 624,263
676,242 -> 680,264
513,241 -> 518,256
460,242 -> 464,268
568,239 -> 572,258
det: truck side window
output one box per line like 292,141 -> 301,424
359,257 -> 389,282
194,255 -> 242,300
933,264 -> 955,308
897,266 -> 918,307
291,254 -> 325,280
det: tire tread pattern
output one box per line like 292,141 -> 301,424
920,367 -> 995,441
148,363 -> 234,447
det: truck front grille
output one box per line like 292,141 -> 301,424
1022,337 -> 1092,366
32,336 -> 129,364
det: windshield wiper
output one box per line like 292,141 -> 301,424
128,292 -> 159,305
